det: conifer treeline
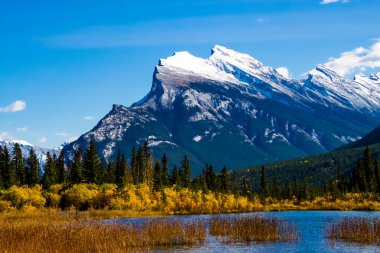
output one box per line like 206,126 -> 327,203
0,140 -> 232,194
254,146 -> 380,201
1,140 -> 379,200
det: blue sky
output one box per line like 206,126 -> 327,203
0,0 -> 379,148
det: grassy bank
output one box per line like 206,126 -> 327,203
0,211 -> 206,253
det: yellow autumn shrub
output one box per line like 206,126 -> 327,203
2,185 -> 46,209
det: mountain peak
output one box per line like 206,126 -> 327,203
155,47 -> 242,86
210,45 -> 263,69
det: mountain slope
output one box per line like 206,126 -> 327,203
339,125 -> 380,150
65,46 -> 380,175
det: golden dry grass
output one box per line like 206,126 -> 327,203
0,211 -> 206,253
209,215 -> 298,244
326,217 -> 380,245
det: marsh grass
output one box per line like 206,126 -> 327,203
209,215 -> 298,244
326,217 -> 380,245
0,211 -> 206,252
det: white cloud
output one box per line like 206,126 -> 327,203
0,101 -> 26,113
256,18 -> 265,23
0,131 -> 13,140
320,0 -> 349,4
55,132 -> 68,136
39,136 -> 47,143
276,67 -> 292,79
17,127 -> 28,132
84,116 -> 94,121
324,40 -> 380,76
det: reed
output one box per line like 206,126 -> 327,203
0,212 -> 206,252
209,215 -> 298,244
326,217 -> 380,244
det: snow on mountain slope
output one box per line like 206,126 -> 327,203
0,138 -> 61,169
65,46 -> 380,174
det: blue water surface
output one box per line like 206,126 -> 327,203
107,211 -> 380,253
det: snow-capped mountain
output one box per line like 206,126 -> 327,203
0,139 -> 61,169
65,46 -> 380,175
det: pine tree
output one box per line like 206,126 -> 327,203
300,176 -> 309,200
0,146 -> 4,188
161,153 -> 170,186
116,154 -> 130,186
137,146 -> 144,184
153,160 -> 163,192
142,142 -> 153,184
219,166 -> 230,193
56,149 -> 66,184
375,159 -> 380,193
98,161 -> 106,185
259,166 -> 268,199
42,152 -> 58,189
12,143 -> 26,185
27,148 -> 40,186
282,179 -> 292,199
83,140 -> 102,184
241,177 -> 252,198
115,150 -> 123,185
179,155 -> 191,188
130,146 -> 138,185
292,177 -> 299,199
106,160 -> 116,184
2,146 -> 17,188
363,147 -> 376,192
204,164 -> 217,192
70,148 -> 83,184
271,177 -> 280,199
171,165 -> 179,186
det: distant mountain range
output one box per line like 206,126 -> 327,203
58,45 -> 380,175
0,139 -> 61,170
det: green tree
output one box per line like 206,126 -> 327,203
56,149 -> 66,184
292,177 -> 299,199
83,140 -> 102,184
0,146 -> 4,188
259,166 -> 268,199
2,146 -> 17,188
282,179 -> 292,199
70,148 -> 83,184
300,176 -> 309,200
42,152 -> 58,189
12,143 -> 26,185
130,146 -> 138,185
161,153 -> 170,186
106,160 -> 116,184
27,148 -> 40,186
171,165 -> 179,186
142,142 -> 153,184
219,166 -> 230,193
204,164 -> 217,192
271,177 -> 280,199
363,147 -> 376,192
179,155 -> 191,188
153,160 -> 163,192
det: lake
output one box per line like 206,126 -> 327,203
107,211 -> 380,252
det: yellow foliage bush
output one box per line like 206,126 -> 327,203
2,185 -> 46,209
0,200 -> 12,212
